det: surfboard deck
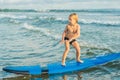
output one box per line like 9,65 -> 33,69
3,53 -> 120,75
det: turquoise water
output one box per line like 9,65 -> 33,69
0,9 -> 120,80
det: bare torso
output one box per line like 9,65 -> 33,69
65,24 -> 78,39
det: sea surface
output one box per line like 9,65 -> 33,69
0,8 -> 120,80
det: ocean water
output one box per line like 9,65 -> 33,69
0,8 -> 120,80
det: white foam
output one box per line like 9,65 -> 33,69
23,23 -> 40,31
0,14 -> 27,19
80,19 -> 120,26
22,23 -> 60,40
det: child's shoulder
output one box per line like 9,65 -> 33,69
66,24 -> 70,28
76,23 -> 80,28
67,23 -> 70,26
76,23 -> 80,26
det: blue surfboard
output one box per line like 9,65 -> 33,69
3,52 -> 120,75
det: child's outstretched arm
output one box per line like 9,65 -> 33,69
60,26 -> 67,43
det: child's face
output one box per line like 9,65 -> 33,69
69,17 -> 76,25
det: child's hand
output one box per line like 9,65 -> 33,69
60,40 -> 64,44
69,38 -> 73,42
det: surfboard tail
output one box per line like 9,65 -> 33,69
3,65 -> 41,75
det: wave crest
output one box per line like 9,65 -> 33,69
0,8 -> 120,13
0,13 -> 119,27
23,23 -> 40,31
22,23 -> 60,40
80,19 -> 120,26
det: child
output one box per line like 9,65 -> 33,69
60,13 -> 83,66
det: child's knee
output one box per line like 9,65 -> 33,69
76,48 -> 80,53
65,48 -> 69,52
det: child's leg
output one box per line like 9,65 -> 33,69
62,40 -> 70,65
72,41 -> 83,62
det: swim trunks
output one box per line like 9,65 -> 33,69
64,37 -> 76,44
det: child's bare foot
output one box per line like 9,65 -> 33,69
77,60 -> 84,63
61,62 -> 66,66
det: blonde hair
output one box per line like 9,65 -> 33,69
69,13 -> 78,23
